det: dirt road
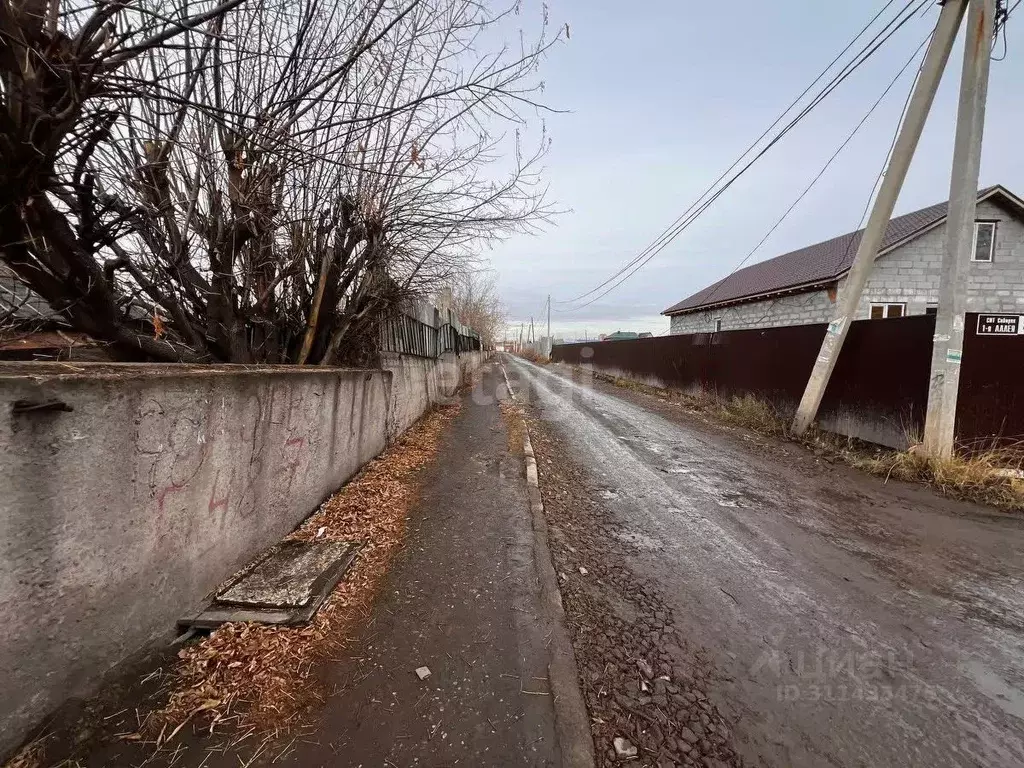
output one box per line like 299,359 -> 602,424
504,356 -> 1024,768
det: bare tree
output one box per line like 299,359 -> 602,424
0,0 -> 561,363
445,270 -> 504,348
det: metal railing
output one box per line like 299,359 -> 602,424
381,314 -> 481,359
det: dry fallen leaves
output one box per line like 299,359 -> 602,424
499,400 -> 525,455
2,738 -> 44,768
153,403 -> 460,736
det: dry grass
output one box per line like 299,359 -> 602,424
715,393 -> 786,436
849,446 -> 1024,510
605,374 -> 675,400
149,402 -> 461,740
517,348 -> 548,365
587,366 -> 1024,512
595,370 -> 787,437
499,400 -> 525,455
2,737 -> 45,768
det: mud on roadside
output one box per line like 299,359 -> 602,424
523,410 -> 745,768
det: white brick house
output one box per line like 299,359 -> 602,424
663,186 -> 1024,334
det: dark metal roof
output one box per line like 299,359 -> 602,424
662,186 -> 1017,316
0,264 -> 59,322
1,264 -> 153,325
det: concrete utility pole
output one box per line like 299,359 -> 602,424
529,317 -> 534,345
923,0 -> 995,458
791,0 -> 969,436
546,294 -> 552,357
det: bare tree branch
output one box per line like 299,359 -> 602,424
0,0 -> 562,364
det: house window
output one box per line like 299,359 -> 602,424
972,221 -> 996,262
869,302 -> 906,319
713,318 -> 722,332
925,305 -> 938,316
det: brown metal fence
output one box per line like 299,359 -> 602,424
381,314 -> 481,359
551,314 -> 1024,446
959,319 -> 1024,447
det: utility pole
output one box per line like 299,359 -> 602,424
791,0 -> 968,435
546,294 -> 552,358
529,317 -> 534,345
923,0 -> 995,458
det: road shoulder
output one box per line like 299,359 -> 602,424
502,362 -> 597,768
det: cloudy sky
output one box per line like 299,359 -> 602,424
487,0 -> 1024,341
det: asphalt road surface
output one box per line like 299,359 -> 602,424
504,355 -> 1024,768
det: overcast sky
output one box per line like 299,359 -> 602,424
488,0 -> 1024,341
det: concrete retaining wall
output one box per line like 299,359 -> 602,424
383,352 -> 472,437
0,352 -> 484,757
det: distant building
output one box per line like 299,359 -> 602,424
0,264 -> 143,361
0,264 -> 59,323
603,330 -> 640,341
638,332 -> 654,338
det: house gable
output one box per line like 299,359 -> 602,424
666,187 -> 1024,335
856,197 -> 1024,318
663,185 -> 1024,318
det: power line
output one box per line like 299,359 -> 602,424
515,298 -> 549,337
552,0 -> 906,308
559,0 -> 932,313
696,30 -> 932,310
992,0 -> 1017,60
817,0 -> 933,287
555,0 -> 932,313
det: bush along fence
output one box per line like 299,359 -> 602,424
551,313 -> 1024,450
381,302 -> 481,359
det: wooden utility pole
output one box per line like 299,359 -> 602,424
923,0 -> 995,458
791,0 -> 969,435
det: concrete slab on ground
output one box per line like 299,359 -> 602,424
178,540 -> 359,629
216,540 -> 357,609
